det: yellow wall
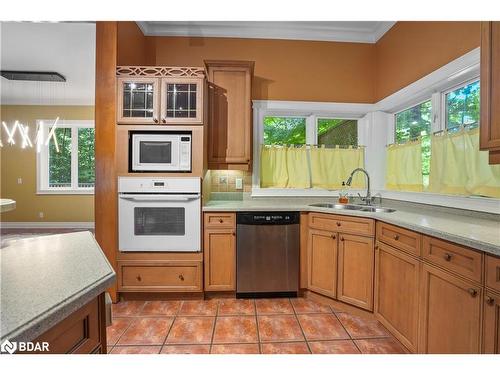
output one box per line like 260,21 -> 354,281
0,105 -> 95,222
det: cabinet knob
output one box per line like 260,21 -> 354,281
468,288 -> 478,297
232,231 -> 236,236
331,234 -> 336,240
375,245 -> 379,250
340,236 -> 345,242
443,253 -> 452,261
486,296 -> 495,305
136,275 -> 142,282
161,118 -> 167,124
394,234 -> 399,240
178,274 -> 184,281
219,219 -> 224,223
153,117 -> 159,123
336,222 -> 341,227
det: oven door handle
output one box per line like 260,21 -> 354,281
119,194 -> 200,202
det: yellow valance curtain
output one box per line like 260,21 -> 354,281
310,146 -> 365,189
385,140 -> 423,192
260,146 -> 310,188
429,128 -> 500,197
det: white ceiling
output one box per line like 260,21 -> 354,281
0,22 -> 95,106
137,21 -> 396,43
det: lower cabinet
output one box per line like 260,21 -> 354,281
33,293 -> 106,354
337,234 -> 374,310
419,263 -> 482,353
308,228 -> 338,298
483,289 -> 500,353
204,228 -> 236,291
374,241 -> 420,353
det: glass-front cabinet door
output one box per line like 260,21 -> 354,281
160,77 -> 203,124
117,77 -> 160,124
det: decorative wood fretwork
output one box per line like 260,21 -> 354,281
116,66 -> 205,78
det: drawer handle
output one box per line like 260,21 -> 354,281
178,274 -> 184,281
331,234 -> 336,240
486,296 -> 495,305
219,219 -> 224,223
468,288 -> 478,297
336,222 -> 341,227
443,253 -> 452,261
393,234 -> 399,240
136,275 -> 142,282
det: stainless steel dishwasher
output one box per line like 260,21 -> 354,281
236,212 -> 300,298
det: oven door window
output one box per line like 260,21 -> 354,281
139,141 -> 172,164
134,207 -> 185,236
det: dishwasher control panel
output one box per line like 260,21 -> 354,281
236,212 -> 300,225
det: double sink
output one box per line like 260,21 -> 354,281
309,203 -> 396,213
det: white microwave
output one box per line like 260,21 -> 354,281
129,131 -> 191,172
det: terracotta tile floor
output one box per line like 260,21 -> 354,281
108,298 -> 408,354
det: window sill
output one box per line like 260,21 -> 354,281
36,189 -> 94,195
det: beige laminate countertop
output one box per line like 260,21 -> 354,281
203,198 -> 500,257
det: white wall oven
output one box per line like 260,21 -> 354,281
129,131 -> 191,172
118,177 -> 200,252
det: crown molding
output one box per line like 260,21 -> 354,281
136,21 -> 396,44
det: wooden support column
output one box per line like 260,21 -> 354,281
95,22 -> 118,302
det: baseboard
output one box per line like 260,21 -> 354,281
0,221 -> 95,229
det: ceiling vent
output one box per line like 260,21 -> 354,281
0,70 -> 66,82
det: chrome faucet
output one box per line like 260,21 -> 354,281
345,168 -> 372,205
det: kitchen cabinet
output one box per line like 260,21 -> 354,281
307,228 -> 338,298
32,293 -> 106,354
374,241 -> 420,353
480,21 -> 500,163
205,60 -> 254,170
419,263 -> 482,354
337,233 -> 374,310
483,290 -> 500,353
376,221 -> 422,257
486,255 -> 500,292
204,228 -> 236,291
116,68 -> 205,125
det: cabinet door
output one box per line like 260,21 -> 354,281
374,242 -> 420,353
419,263 -> 482,353
204,228 -> 236,291
483,290 -> 500,353
480,21 -> 500,157
117,77 -> 160,124
160,77 -> 203,124
206,62 -> 253,168
308,228 -> 337,298
337,234 -> 374,311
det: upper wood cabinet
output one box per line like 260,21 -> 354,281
308,228 -> 338,298
116,66 -> 205,125
419,263 -> 482,354
337,233 -> 374,310
374,241 -> 420,353
205,60 -> 254,170
480,21 -> 500,163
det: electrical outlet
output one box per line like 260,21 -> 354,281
235,178 -> 243,190
219,176 -> 227,184
17,177 -> 22,184
38,212 -> 44,219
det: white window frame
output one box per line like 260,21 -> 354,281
440,77 -> 481,132
36,120 -> 95,195
252,101 -> 371,197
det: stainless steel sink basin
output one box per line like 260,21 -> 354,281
309,203 -> 396,213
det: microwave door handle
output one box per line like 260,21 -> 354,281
119,194 -> 200,202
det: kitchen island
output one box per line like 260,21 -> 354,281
0,231 -> 115,354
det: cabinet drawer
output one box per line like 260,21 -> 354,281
423,236 -> 483,283
119,263 -> 202,292
376,222 -> 422,257
486,255 -> 500,292
309,213 -> 374,237
204,213 -> 236,228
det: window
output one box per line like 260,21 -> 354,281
445,80 -> 480,131
318,118 -> 358,146
263,116 -> 306,145
394,100 -> 431,186
37,120 -> 95,194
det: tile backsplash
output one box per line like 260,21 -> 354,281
209,170 -> 252,193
